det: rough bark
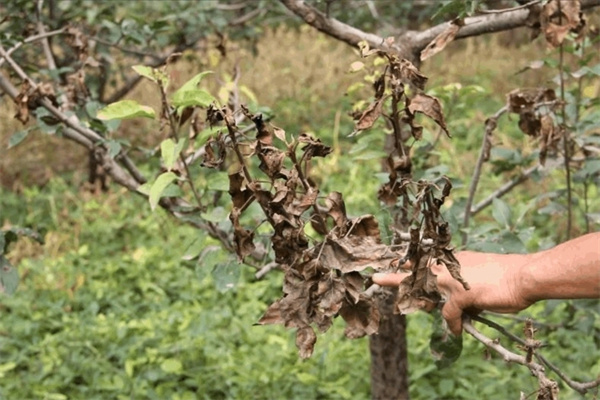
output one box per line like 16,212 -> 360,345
370,289 -> 409,400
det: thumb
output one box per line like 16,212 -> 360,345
440,301 -> 464,336
372,272 -> 410,286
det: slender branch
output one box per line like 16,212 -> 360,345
255,261 -> 280,280
91,36 -> 163,60
411,0 -> 600,55
471,314 -> 600,395
471,164 -> 539,216
479,0 -> 541,14
462,106 -> 507,245
0,28 -> 66,68
36,0 -> 57,71
463,317 -> 559,398
557,1 -> 572,240
278,0 -> 393,53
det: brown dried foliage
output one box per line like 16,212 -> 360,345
506,88 -> 561,165
196,51 -> 466,358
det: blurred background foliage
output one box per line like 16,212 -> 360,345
1,0 -> 599,399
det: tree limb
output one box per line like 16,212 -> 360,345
411,0 -> 600,54
280,0 -> 600,61
471,314 -> 600,395
463,316 -> 559,398
278,0 -> 395,53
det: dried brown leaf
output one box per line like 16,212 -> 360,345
438,248 -> 470,290
407,94 -> 450,137
507,88 -> 556,113
316,277 -> 345,316
201,133 -> 227,168
343,272 -> 364,304
420,19 -> 462,61
325,191 -> 347,231
229,171 -> 254,210
541,0 -> 583,48
230,209 -> 255,260
340,298 -> 380,339
397,58 -> 428,90
296,325 -> 317,359
257,300 -> 283,325
355,98 -> 384,131
298,133 -> 332,158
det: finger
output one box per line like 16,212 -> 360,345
372,272 -> 410,286
440,302 -> 463,336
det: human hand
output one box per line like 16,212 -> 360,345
373,252 -> 532,335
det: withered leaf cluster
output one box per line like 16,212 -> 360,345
506,88 -> 560,165
393,179 -> 469,315
527,0 -> 586,47
353,50 -> 467,320
207,106 -> 397,358
353,56 -> 449,141
202,52 -> 465,358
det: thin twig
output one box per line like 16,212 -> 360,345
255,261 -> 280,280
557,1 -> 572,240
471,164 -> 539,216
479,0 -> 541,14
463,316 -> 559,398
36,0 -> 57,70
462,106 -> 507,245
0,28 -> 66,68
471,314 -> 600,395
92,36 -> 163,60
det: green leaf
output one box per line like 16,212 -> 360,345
106,140 -> 122,159
160,138 -> 186,171
149,172 -> 177,211
97,100 -> 155,121
160,358 -> 182,374
196,247 -> 226,281
0,255 -> 19,295
172,89 -> 215,109
132,65 -> 169,86
206,172 -> 230,191
177,71 -> 213,93
8,128 -> 32,149
430,310 -> 463,369
161,139 -> 176,170
492,198 -> 511,229
182,237 -> 206,261
212,261 -> 240,293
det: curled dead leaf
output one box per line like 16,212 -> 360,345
420,19 -> 463,61
296,326 -> 317,359
355,98 -> 384,131
407,94 -> 450,137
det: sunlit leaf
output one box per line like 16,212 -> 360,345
149,172 -> 177,211
97,100 -> 155,121
492,198 -> 511,229
132,65 -> 169,86
176,71 -> 213,93
172,89 -> 215,109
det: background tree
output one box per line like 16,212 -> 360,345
1,1 -> 599,399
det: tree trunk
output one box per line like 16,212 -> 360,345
369,289 -> 409,400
